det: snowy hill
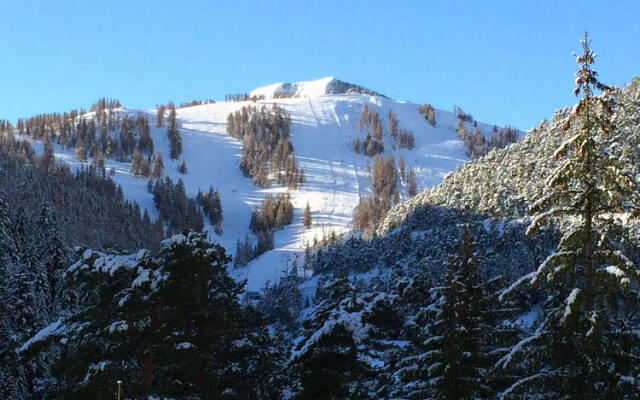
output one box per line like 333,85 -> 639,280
379,78 -> 640,235
23,77 -> 510,291
249,76 -> 385,99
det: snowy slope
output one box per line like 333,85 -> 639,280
249,77 -> 383,99
25,77 -> 503,291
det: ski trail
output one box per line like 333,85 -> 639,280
331,104 -> 341,127
324,158 -> 338,231
307,98 -> 319,125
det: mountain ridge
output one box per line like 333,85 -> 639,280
249,76 -> 387,99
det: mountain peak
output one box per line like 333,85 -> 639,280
249,77 -> 385,99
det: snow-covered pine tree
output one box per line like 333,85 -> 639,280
291,276 -> 397,399
36,202 -> 68,317
0,191 -> 39,399
497,33 -> 640,398
23,231 -> 284,399
395,230 -> 494,399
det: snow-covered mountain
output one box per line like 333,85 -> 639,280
23,77 -> 508,291
249,76 -> 385,99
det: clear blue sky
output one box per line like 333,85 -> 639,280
1,0 -> 638,130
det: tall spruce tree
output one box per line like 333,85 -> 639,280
497,33 -> 640,398
396,231 -> 496,399
303,202 -> 312,229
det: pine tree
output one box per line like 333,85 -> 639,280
396,231 -> 494,399
26,232 -> 284,399
497,33 -> 640,398
167,103 -> 182,160
74,141 -> 87,161
156,104 -> 165,128
37,202 -> 68,315
151,152 -> 164,177
408,169 -> 417,197
178,159 -> 188,174
291,277 -> 364,399
0,190 -> 20,397
303,202 -> 312,229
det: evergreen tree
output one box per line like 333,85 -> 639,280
408,169 -> 417,197
151,152 -> 164,177
303,202 -> 312,229
136,115 -> 154,156
396,231 -> 496,399
130,151 -> 151,177
156,104 -> 165,128
0,190 -> 20,397
497,33 -> 640,398
26,232 -> 284,399
178,159 -> 188,174
291,277 -> 364,399
74,141 -> 87,162
167,103 -> 183,160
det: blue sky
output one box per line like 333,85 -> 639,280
1,0 -> 638,130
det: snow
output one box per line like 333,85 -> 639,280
249,76 -> 369,99
515,305 -> 541,329
498,271 -> 536,301
108,320 -> 129,334
605,265 -> 625,278
500,372 -> 546,399
18,319 -> 63,353
496,318 -> 547,370
23,78 -> 502,292
561,288 -> 581,324
132,268 -> 151,287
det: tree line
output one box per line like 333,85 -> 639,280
235,192 -> 295,266
227,104 -> 304,189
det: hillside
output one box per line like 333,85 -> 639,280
20,77 -> 511,291
379,77 -> 640,235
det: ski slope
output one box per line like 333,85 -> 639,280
26,77 -> 503,291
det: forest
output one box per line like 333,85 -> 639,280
1,35 -> 639,400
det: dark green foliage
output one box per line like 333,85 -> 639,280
0,136 -> 162,251
197,186 -> 223,233
261,274 -> 304,331
150,176 -> 204,234
28,231 -> 285,400
497,34 -> 640,398
251,192 -> 294,252
20,99 -> 157,166
136,114 -> 154,156
395,231 -> 513,399
178,159 -> 188,174
234,193 -> 294,266
167,103 -> 183,160
291,278 -> 364,399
